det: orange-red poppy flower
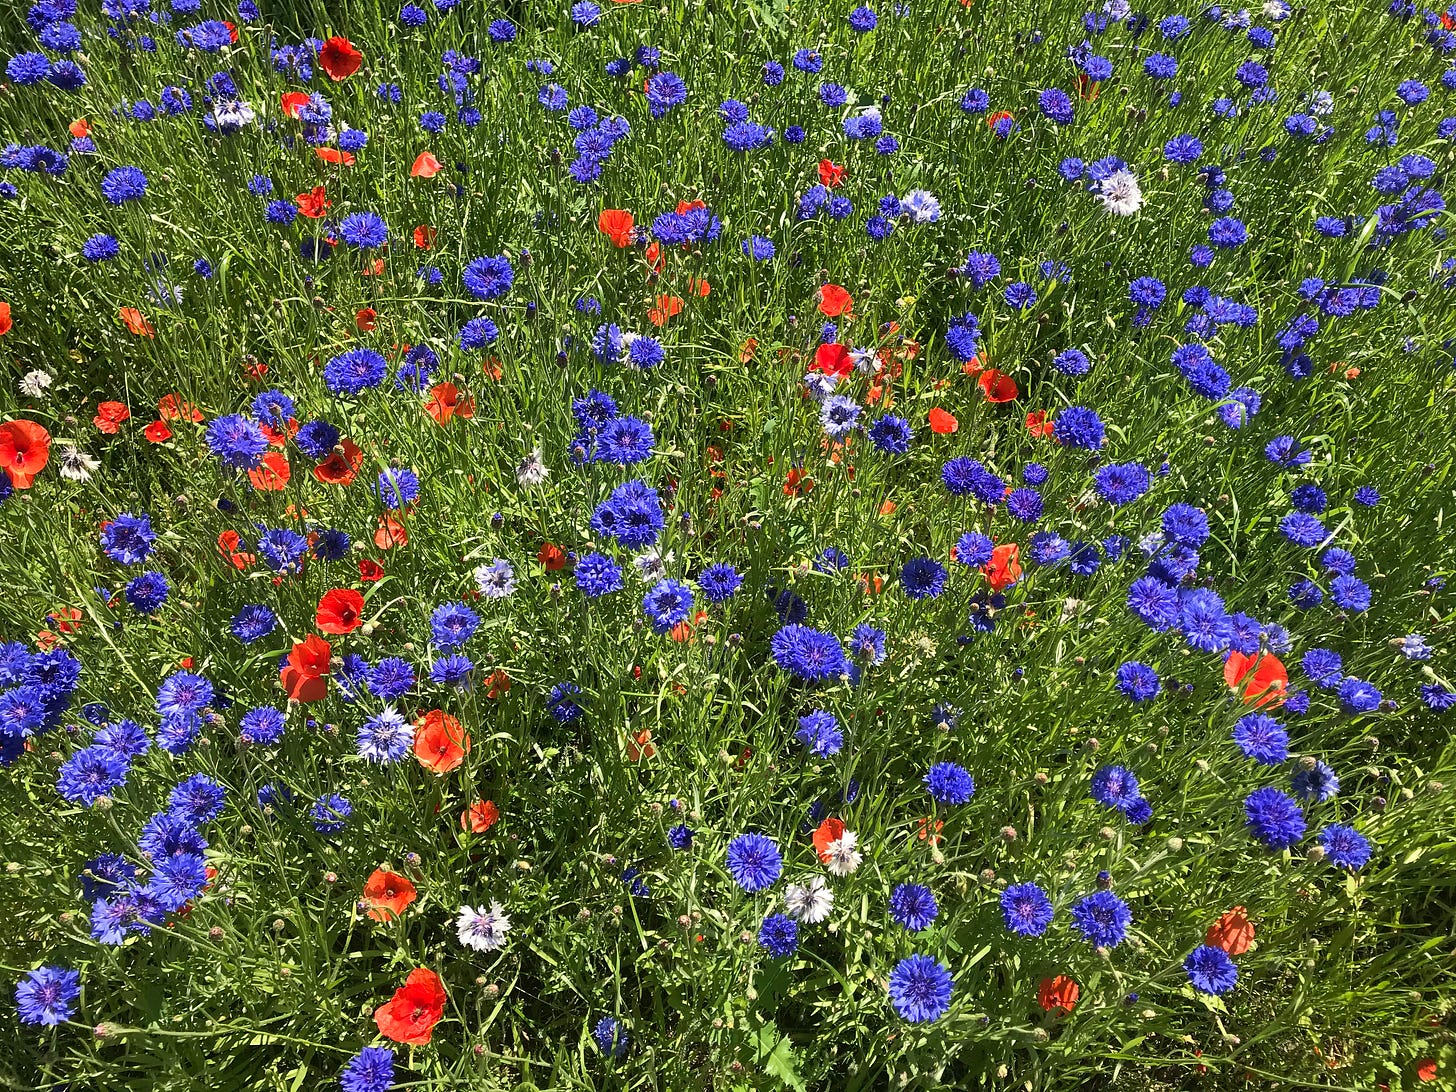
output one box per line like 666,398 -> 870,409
143,420 -> 172,443
358,558 -> 384,582
598,208 -> 635,247
318,36 -> 363,81
355,307 -> 377,332
783,467 -> 814,496
373,968 -> 446,1045
280,634 -> 330,703
1417,1060 -> 1439,1082
626,728 -> 656,761
987,110 -> 1016,131
460,799 -> 499,834
93,401 -> 131,433
0,302 -> 11,337
982,543 -> 1022,591
916,817 -> 945,845
68,118 -> 89,138
537,542 -> 568,571
296,186 -> 330,218
1205,906 -> 1255,955
315,588 -> 365,634
216,530 -> 254,569
313,438 -> 364,486
247,451 -> 291,491
928,408 -> 958,434
315,146 -> 355,167
812,817 -> 846,862
0,419 -> 51,488
375,514 -> 408,550
1223,650 -> 1288,708
811,342 -> 854,379
362,869 -> 417,921
158,394 -> 204,423
414,709 -> 469,774
978,368 -> 1019,403
281,91 -> 310,118
412,224 -> 437,249
485,669 -> 512,699
411,151 -> 442,178
119,307 -> 154,336
1025,410 -> 1055,438
1037,975 -> 1079,1014
818,159 -> 846,187
648,294 -> 683,326
425,382 -> 473,425
817,283 -> 852,317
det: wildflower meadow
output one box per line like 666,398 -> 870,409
3,0 -> 1456,1087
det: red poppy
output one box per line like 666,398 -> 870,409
987,110 -> 1016,131
93,401 -> 130,433
648,294 -> 683,326
316,588 -> 365,634
318,36 -> 363,81
280,634 -> 330,703
144,420 -> 172,443
598,208 -> 635,247
411,151 -> 442,178
460,799 -> 500,834
259,419 -> 297,447
817,283 -> 852,317
295,186 -> 330,218
158,394 -> 204,423
1025,410 -> 1055,438
689,276 -> 711,298
916,817 -> 944,845
217,530 -> 254,570
0,302 -> 11,337
626,728 -> 656,761
119,307 -> 154,337
315,146 -> 355,167
1037,975 -> 1079,1014
1205,906 -> 1255,955
1223,650 -> 1288,708
1417,1060 -> 1439,1082
373,968 -> 446,1045
355,307 -> 377,332
362,869 -> 417,921
0,419 -> 51,488
247,451 -> 291,492
485,670 -> 512,699
358,558 -> 385,582
413,709 -> 469,774
537,542 -> 568,571
425,382 -> 473,425
783,467 -> 814,496
812,817 -> 845,862
978,368 -> 1019,403
281,91 -> 310,118
811,342 -> 854,378
375,514 -> 408,550
982,543 -> 1022,591
68,118 -> 89,138
313,438 -> 364,486
817,159 -> 846,187
927,408 -> 958,434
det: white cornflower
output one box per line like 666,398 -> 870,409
1097,169 -> 1144,216
900,189 -> 941,223
456,901 -> 511,951
784,876 -> 835,924
632,549 -> 671,583
803,372 -> 839,403
56,445 -> 100,483
516,448 -> 549,488
474,558 -> 516,599
850,347 -> 881,376
824,831 -> 863,877
18,370 -> 53,398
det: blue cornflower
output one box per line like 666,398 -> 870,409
239,706 -> 286,746
1179,588 -> 1232,652
376,468 -> 420,509
462,254 -> 514,299
1115,662 -> 1160,702
82,233 -> 120,262
1319,823 -> 1372,870
848,623 -> 886,665
1070,890 -> 1131,947
644,71 -> 687,116
100,512 -> 156,565
795,710 -> 843,757
370,658 -> 417,701
1093,463 -> 1150,505
229,604 -> 277,644
726,832 -> 782,891
1331,575 -> 1371,612
124,571 -> 169,614
1184,946 -> 1238,995
698,563 -> 742,603
1279,511 -> 1328,548
257,528 -> 308,574
15,967 -> 80,1027
339,212 -> 387,248
1089,765 -> 1141,812
430,602 -> 480,649
758,913 -> 799,957
1291,760 -> 1340,802
145,851 -> 208,911
1232,712 -> 1289,765
57,745 -> 130,806
889,884 -> 938,932
575,553 -> 625,598
340,1047 -> 395,1092
100,166 -> 148,204
954,532 -> 995,567
1000,882 -> 1054,936
356,708 -> 412,762
205,415 -> 267,470
309,793 -> 352,834
867,415 -> 913,454
1244,786 -> 1306,849
1054,406 -> 1104,449
324,348 -> 388,395
593,1016 -> 628,1060
643,579 -> 693,633
887,955 -> 953,1022
1127,577 -> 1180,630
770,624 -> 849,681
900,558 -> 947,599
924,762 -> 974,804
1337,677 -> 1381,713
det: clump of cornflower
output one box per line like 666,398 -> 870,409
795,710 -> 843,757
